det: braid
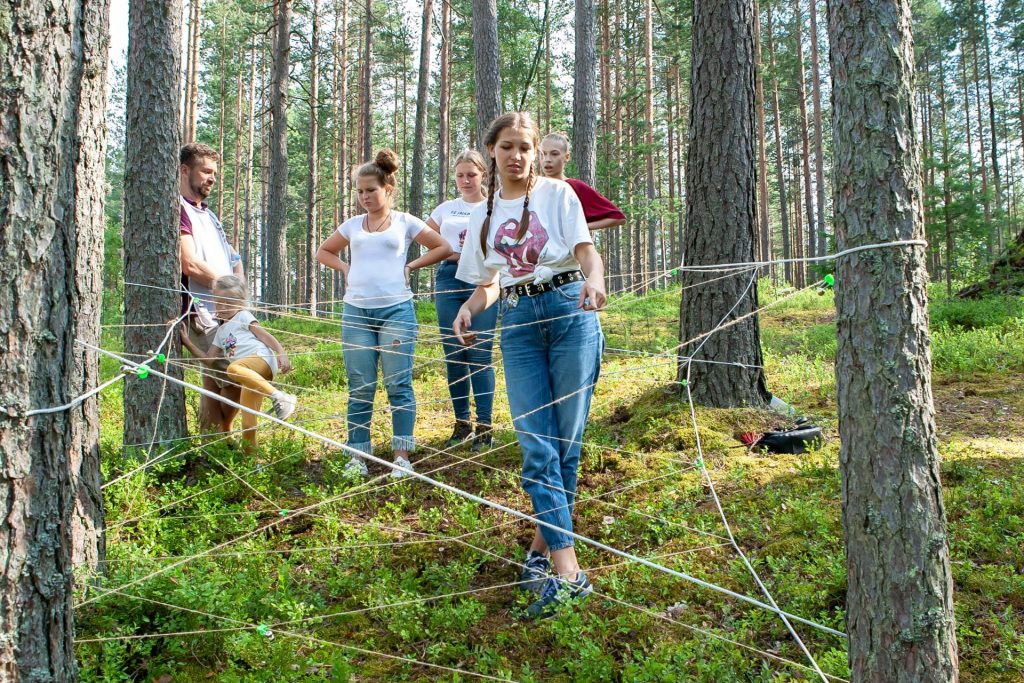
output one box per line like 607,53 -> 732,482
480,156 -> 498,254
514,167 -> 535,243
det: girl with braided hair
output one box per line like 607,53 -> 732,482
453,112 -> 606,619
426,150 -> 496,451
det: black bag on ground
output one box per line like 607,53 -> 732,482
753,420 -> 823,454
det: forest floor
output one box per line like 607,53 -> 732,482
77,283 -> 1024,682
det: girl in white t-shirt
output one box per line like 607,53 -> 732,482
316,150 -> 451,479
203,275 -> 296,451
453,112 -> 607,619
426,149 -> 496,450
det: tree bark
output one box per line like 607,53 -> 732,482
573,0 -> 598,186
643,0 -> 657,291
678,0 -> 770,407
1,0 -> 109,672
828,1 -> 960,680
793,0 -> 817,281
808,0 -> 827,256
754,0 -> 770,266
306,0 -> 321,314
360,0 -> 372,161
124,0 -> 188,450
410,0 -> 433,219
265,0 -> 293,307
437,0 -> 451,200
473,0 -> 502,153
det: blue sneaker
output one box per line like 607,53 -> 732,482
525,571 -> 593,619
518,551 -> 550,593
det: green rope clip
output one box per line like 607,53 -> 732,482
255,624 -> 272,638
680,379 -> 687,386
135,366 -> 150,380
671,268 -> 679,276
279,509 -> 289,517
695,457 -> 704,468
823,273 -> 835,288
156,353 -> 167,364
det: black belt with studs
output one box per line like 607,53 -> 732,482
502,270 -> 585,300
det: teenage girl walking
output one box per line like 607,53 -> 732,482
316,150 -> 452,478
453,113 -> 606,618
426,150 -> 497,451
539,131 -> 626,232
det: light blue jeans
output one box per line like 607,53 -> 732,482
499,281 -> 603,551
341,301 -> 418,454
435,260 -> 498,425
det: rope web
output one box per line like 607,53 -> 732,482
36,241 -> 919,680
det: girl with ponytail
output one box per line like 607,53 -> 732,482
426,150 -> 497,450
316,149 -> 451,479
453,112 -> 607,619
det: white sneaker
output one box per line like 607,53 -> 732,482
271,392 -> 298,420
342,456 -> 368,479
391,456 -> 415,479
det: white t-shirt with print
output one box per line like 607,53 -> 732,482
429,197 -> 485,254
336,211 -> 426,308
212,310 -> 278,375
456,177 -> 592,288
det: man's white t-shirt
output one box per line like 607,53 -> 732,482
336,211 -> 426,308
181,197 -> 234,322
212,310 -> 278,375
429,197 -> 485,254
456,177 -> 592,288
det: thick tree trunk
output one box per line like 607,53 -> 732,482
678,0 -> 770,408
0,0 -> 109,672
472,0 -> 502,152
573,0 -> 598,187
306,0 -> 321,314
828,1 -> 960,681
124,0 -> 188,450
265,0 -> 292,307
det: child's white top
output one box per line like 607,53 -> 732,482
337,211 -> 426,308
429,197 -> 485,254
456,177 -> 592,288
213,310 -> 278,375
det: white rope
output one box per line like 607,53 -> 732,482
677,239 -> 927,272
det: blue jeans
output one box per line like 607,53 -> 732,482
341,301 -> 418,453
499,281 -> 603,552
435,260 -> 498,425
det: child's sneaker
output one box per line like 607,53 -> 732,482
342,456 -> 368,479
391,456 -> 415,479
271,391 -> 297,420
518,550 -> 550,593
525,571 -> 593,620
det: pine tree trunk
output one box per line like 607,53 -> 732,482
186,0 -> 201,141
573,0 -> 598,186
124,0 -> 188,450
828,1 -> 960,680
232,70 -> 244,248
971,28 -> 993,259
243,37 -> 257,295
1,0 -> 109,670
643,0 -> 657,291
410,0 -> 433,219
472,0 -> 502,152
360,0 -> 372,161
808,0 -> 827,256
217,17 -> 227,219
306,0 -> 321,314
679,0 -> 770,407
767,2 -> 792,284
754,0 -> 770,266
794,0 -> 817,281
265,0 -> 292,307
437,0 -> 451,200
959,29 -> 975,190
980,0 -> 1003,246
938,56 -> 954,296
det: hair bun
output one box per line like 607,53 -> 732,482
375,149 -> 399,174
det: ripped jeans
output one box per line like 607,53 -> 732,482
341,301 -> 418,453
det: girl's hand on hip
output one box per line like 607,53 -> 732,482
278,353 -> 293,374
578,277 -> 607,311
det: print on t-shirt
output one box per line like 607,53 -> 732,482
458,229 -> 467,248
494,211 -> 549,277
222,333 -> 238,358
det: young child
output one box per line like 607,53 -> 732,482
206,275 -> 297,448
539,131 -> 626,232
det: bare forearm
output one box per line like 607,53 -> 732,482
407,243 -> 453,271
316,248 -> 349,275
587,217 -> 626,232
461,283 -> 500,316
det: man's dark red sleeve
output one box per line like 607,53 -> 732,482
566,178 -> 626,223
